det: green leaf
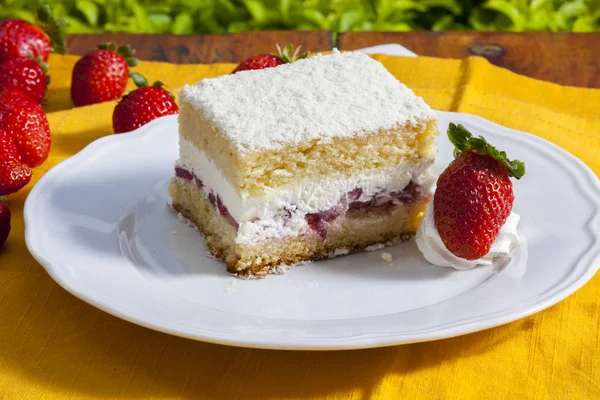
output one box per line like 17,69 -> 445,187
447,123 -> 526,179
62,16 -> 96,33
129,71 -> 148,88
337,10 -> 365,32
298,9 -> 330,29
148,13 -> 172,32
75,0 -> 100,26
483,0 -> 526,30
431,14 -> 456,30
528,9 -> 551,30
0,9 -> 36,22
573,14 -> 600,32
126,0 -> 154,32
172,12 -> 193,34
279,0 -> 291,23
530,0 -> 552,12
243,0 -> 268,24
376,21 -> 413,31
558,0 -> 589,19
419,0 -> 462,15
0,0 -> 598,34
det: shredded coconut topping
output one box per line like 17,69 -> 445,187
179,49 -> 435,152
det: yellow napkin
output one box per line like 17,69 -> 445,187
1,53 -> 599,399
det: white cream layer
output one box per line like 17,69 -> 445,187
176,136 -> 434,244
416,201 -> 520,270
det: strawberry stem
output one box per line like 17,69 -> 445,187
27,52 -> 50,73
98,43 -> 139,67
448,123 -> 526,179
128,72 -> 175,100
275,43 -> 308,63
37,2 -> 67,54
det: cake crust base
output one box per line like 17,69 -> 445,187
169,178 -> 428,278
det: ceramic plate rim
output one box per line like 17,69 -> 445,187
24,111 -> 600,350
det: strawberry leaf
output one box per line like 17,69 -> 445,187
447,122 -> 526,179
37,2 -> 67,54
275,43 -> 308,63
116,45 -> 140,67
129,71 -> 148,88
98,42 -> 117,51
151,81 -> 175,100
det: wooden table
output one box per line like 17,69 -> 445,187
66,31 -> 599,88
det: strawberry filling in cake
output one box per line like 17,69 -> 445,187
174,164 -> 431,238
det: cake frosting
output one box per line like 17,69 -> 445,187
416,201 -> 520,270
178,49 -> 435,152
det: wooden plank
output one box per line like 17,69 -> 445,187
65,31 -> 333,64
338,31 -> 599,88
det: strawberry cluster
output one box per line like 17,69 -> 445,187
0,3 -> 64,247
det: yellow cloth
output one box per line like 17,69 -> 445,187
1,53 -> 599,399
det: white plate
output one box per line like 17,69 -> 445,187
24,111 -> 600,350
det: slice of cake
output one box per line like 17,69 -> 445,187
169,49 -> 438,277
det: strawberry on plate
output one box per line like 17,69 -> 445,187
112,72 -> 179,134
0,56 -> 48,102
0,98 -> 51,168
0,199 -> 10,248
0,3 -> 66,62
232,43 -> 308,73
434,123 -> 525,260
71,43 -> 139,107
0,128 -> 32,196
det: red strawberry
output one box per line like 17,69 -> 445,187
232,43 -> 308,73
0,199 -> 10,248
112,73 -> 179,134
0,128 -> 32,196
0,87 -> 37,105
0,99 -> 51,167
0,3 -> 66,62
0,57 -> 48,103
71,43 -> 139,107
433,123 -> 525,260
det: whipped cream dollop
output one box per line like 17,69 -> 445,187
416,201 -> 520,270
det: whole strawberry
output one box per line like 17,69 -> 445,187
0,57 -> 48,103
0,3 -> 66,62
0,99 -> 51,167
0,199 -> 10,248
0,128 -> 32,196
232,43 -> 308,74
71,43 -> 139,107
112,72 -> 179,134
434,123 -> 525,260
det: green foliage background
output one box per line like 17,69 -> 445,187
1,0 -> 599,33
